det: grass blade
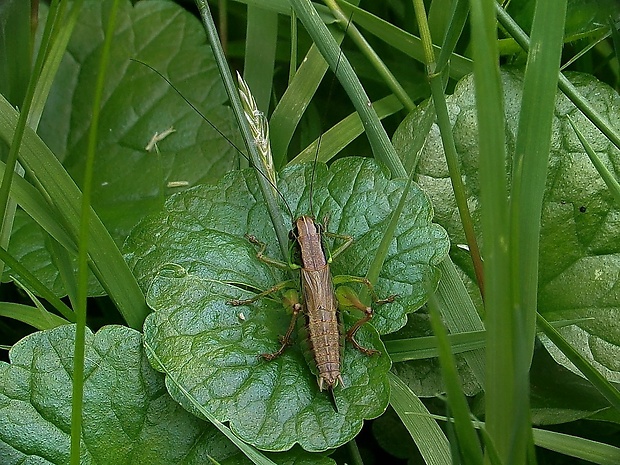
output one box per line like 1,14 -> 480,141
243,6 -> 278,114
536,313 -> 620,412
0,95 -> 148,328
510,0 -> 567,361
72,1 -> 121,461
469,0 -> 513,461
428,292 -> 483,462
195,0 -> 290,260
568,115 -> 620,206
389,372 -> 452,465
289,0 -> 405,178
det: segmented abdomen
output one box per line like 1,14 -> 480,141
299,266 -> 344,390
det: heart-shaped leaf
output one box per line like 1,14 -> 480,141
126,156 -> 449,451
0,324 -> 259,464
394,69 -> 620,386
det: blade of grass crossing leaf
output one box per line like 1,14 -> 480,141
469,0 -> 514,462
427,292 -> 483,462
323,0 -> 414,111
413,0 -> 485,298
243,6 -> 277,115
361,171 -> 413,303
495,5 -> 620,154
510,0 -> 567,361
195,0 -> 290,261
389,373 -> 451,465
290,94 -> 402,164
536,313 -> 620,412
508,2 -> 567,460
568,115 -> 620,206
0,244 -> 74,321
144,340 -> 278,465
71,1 -> 120,462
289,0 -> 406,178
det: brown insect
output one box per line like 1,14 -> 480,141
230,214 -> 395,409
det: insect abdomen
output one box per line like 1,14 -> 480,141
299,267 -> 344,390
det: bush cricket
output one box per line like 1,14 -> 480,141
138,60 -> 396,410
229,214 -> 396,409
230,76 -> 396,408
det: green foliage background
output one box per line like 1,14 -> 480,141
0,0 -> 619,464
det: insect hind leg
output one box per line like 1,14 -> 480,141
334,277 -> 397,356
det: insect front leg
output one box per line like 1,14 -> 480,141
227,279 -> 296,306
244,233 -> 291,269
228,233 -> 296,305
322,229 -> 354,262
229,234 -> 301,360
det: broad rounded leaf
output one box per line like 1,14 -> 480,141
7,0 -> 241,295
126,157 -> 449,451
394,68 -> 620,382
0,325 -> 248,464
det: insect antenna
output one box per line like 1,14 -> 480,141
130,58 -> 295,222
307,12 -> 354,219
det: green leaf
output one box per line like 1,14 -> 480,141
0,324 -> 260,464
145,269 -> 390,453
9,0 -> 241,294
126,157 -> 449,451
394,68 -> 620,395
6,210 -> 102,296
